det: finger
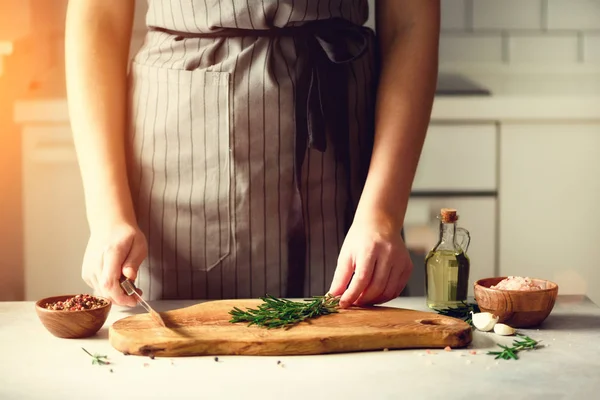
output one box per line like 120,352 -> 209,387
354,250 -> 393,306
90,274 -> 100,297
101,242 -> 137,307
81,271 -> 93,289
394,260 -> 414,298
371,261 -> 404,305
82,250 -> 102,296
339,250 -> 376,308
328,250 -> 354,297
81,246 -> 96,289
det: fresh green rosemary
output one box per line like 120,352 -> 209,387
229,294 -> 340,329
82,347 -> 110,365
433,301 -> 481,326
487,334 -> 541,360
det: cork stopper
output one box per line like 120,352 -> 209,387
440,208 -> 459,223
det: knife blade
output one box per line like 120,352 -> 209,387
119,276 -> 166,327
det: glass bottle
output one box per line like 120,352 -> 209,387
425,208 -> 471,309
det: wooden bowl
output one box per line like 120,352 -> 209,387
474,277 -> 558,328
35,294 -> 112,338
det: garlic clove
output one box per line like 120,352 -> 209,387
493,323 -> 516,336
471,311 -> 499,332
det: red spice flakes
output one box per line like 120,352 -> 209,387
44,294 -> 108,311
444,346 -> 452,352
425,350 -> 433,355
143,363 -> 150,367
469,350 -> 477,355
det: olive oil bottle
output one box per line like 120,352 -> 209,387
425,208 -> 471,309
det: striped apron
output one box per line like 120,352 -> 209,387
125,0 -> 377,300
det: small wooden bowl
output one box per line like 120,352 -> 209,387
474,277 -> 558,328
35,294 -> 112,338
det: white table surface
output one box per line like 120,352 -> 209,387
1,295 -> 599,400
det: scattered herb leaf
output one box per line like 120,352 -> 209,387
82,347 -> 110,365
229,294 -> 340,329
487,334 -> 541,360
433,301 -> 480,326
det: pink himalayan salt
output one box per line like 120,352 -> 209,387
491,276 -> 542,291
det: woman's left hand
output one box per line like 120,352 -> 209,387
328,212 -> 413,308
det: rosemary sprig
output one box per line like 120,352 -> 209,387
82,347 -> 110,365
433,301 -> 480,326
229,294 -> 340,329
487,334 -> 541,360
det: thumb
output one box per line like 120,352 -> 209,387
101,241 -> 136,306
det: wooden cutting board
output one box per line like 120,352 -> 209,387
108,300 -> 472,357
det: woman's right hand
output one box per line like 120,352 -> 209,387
66,0 -> 141,306
81,221 -> 148,307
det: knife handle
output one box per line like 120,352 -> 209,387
119,275 -> 137,296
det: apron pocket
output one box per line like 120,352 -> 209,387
128,62 -> 232,272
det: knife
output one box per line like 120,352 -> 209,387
119,275 -> 166,327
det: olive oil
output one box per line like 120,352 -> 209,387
425,249 -> 470,309
425,208 -> 471,309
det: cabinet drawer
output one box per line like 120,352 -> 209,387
412,123 -> 497,192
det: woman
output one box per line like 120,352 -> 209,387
65,0 -> 439,309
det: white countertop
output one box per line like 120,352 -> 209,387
1,295 -> 599,400
432,72 -> 600,121
13,72 -> 600,124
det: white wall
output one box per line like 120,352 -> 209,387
439,0 -> 600,65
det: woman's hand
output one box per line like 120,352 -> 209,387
81,220 -> 147,307
328,212 -> 413,308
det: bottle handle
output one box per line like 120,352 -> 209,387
455,227 -> 471,253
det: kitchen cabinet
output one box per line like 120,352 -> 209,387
412,123 -> 498,192
499,122 -> 600,302
21,124 -> 89,300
